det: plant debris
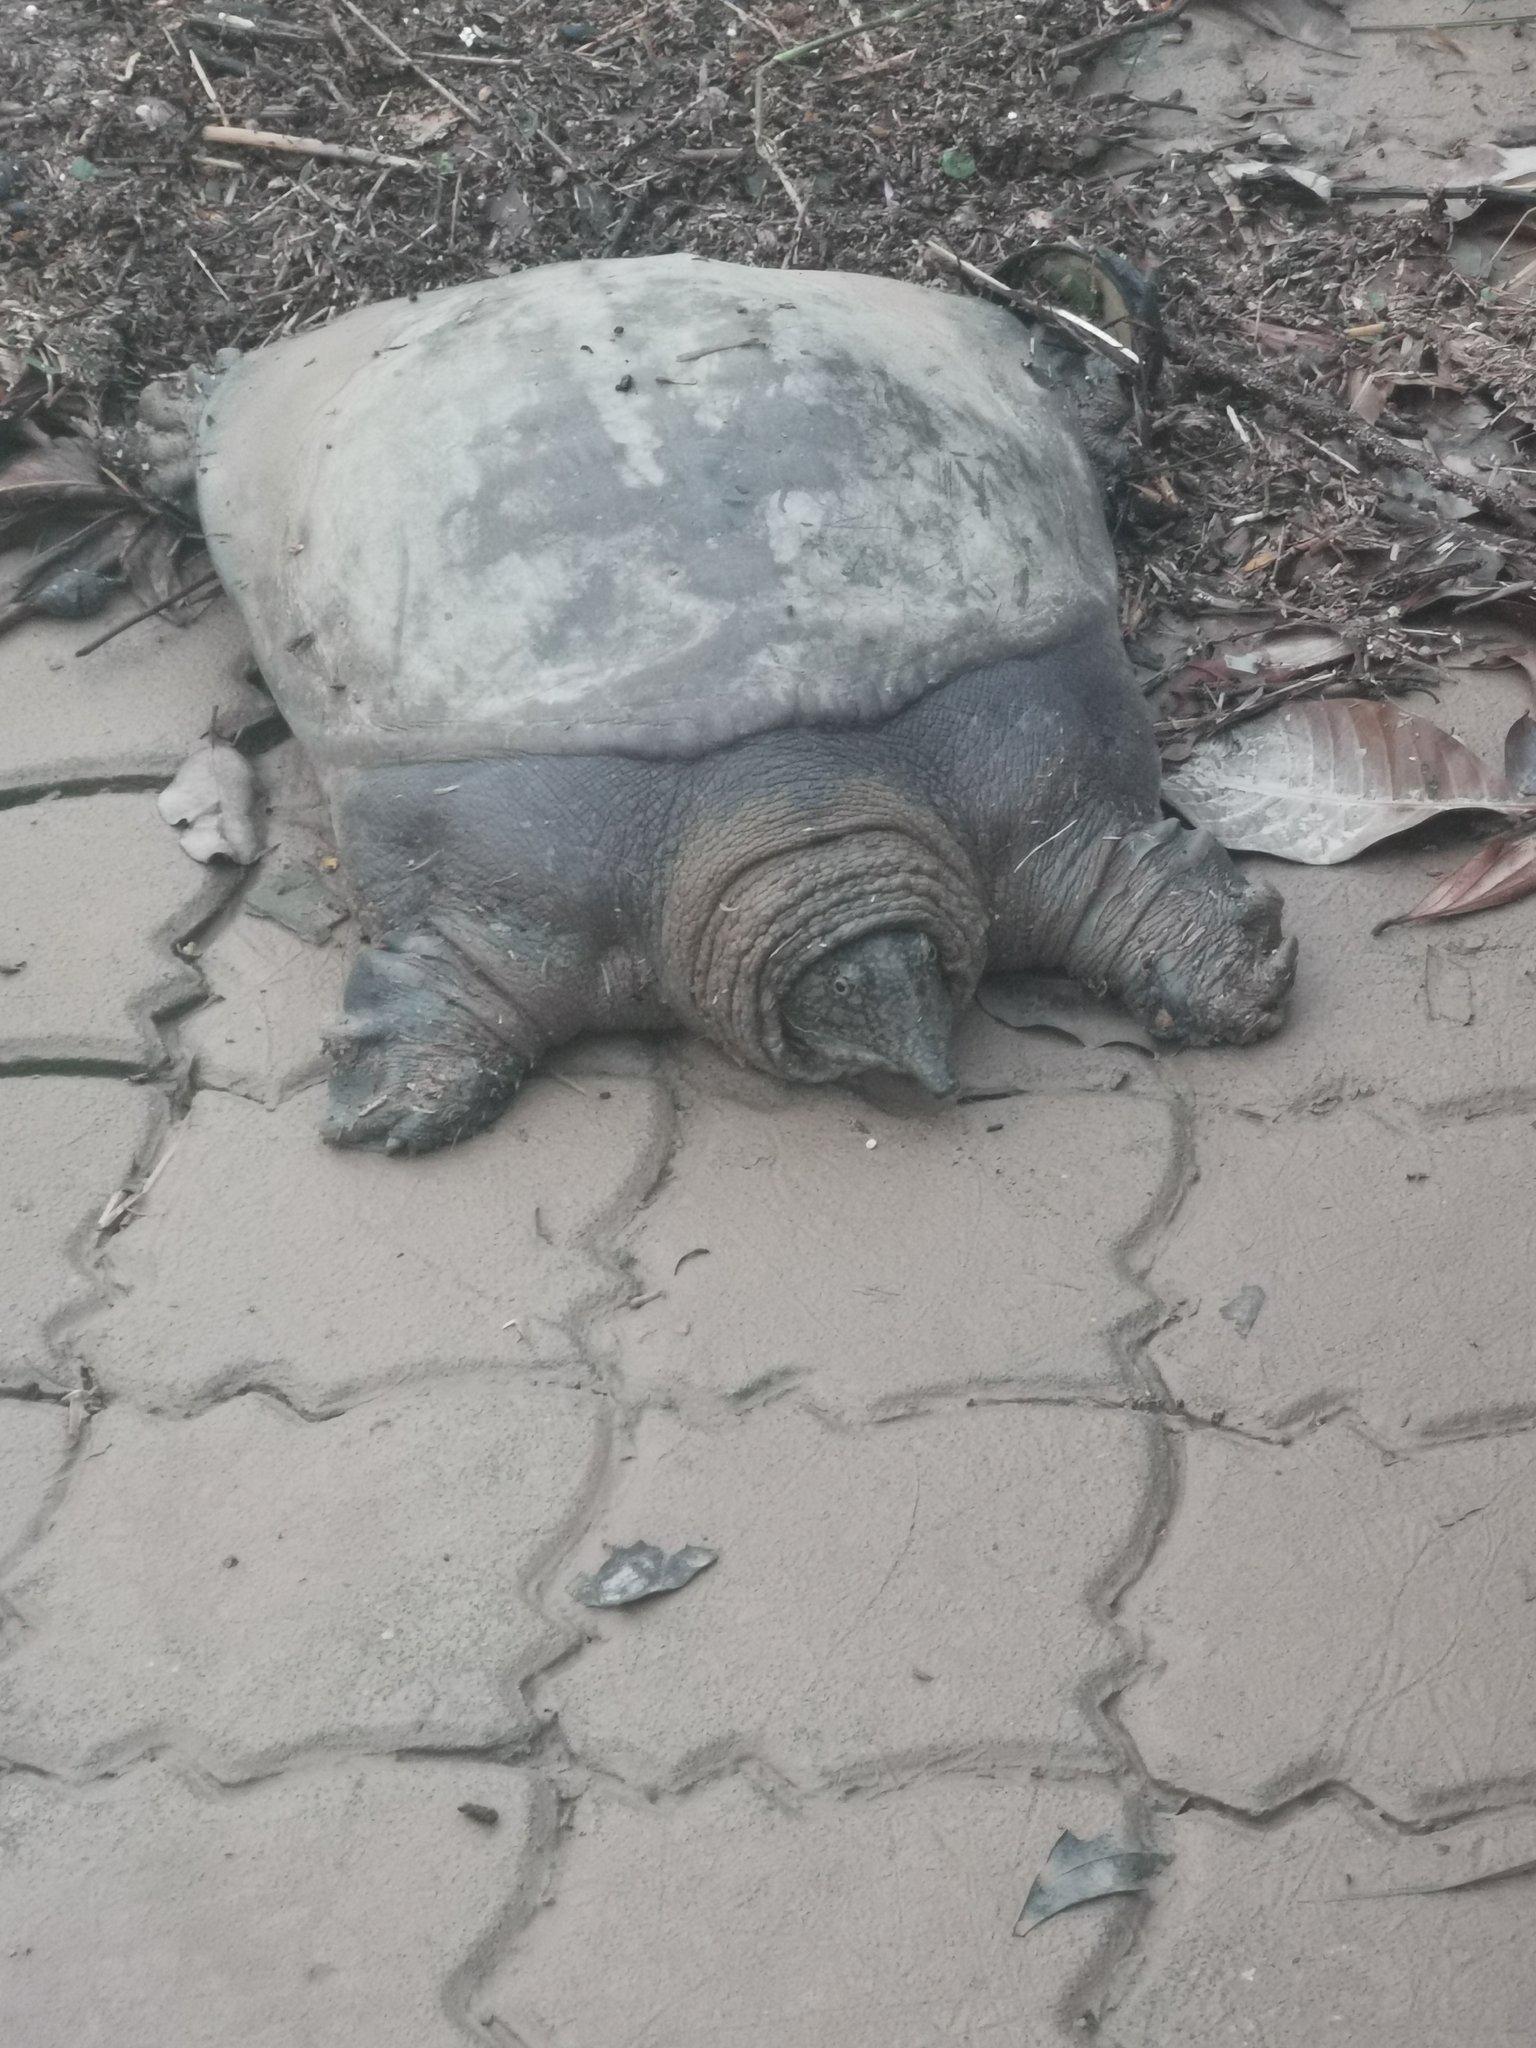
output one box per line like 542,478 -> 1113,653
1377,826 -> 1536,933
157,740 -> 262,865
7,0 -> 1536,864
1015,1827 -> 1168,1937
1164,699 -> 1533,864
570,1541 -> 718,1608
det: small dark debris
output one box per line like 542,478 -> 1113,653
458,1802 -> 501,1827
615,372 -> 634,393
32,567 -> 119,619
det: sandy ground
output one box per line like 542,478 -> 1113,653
6,8 -> 1536,2044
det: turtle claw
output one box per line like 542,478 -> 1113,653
323,1037 -> 523,1154
322,941 -> 526,1154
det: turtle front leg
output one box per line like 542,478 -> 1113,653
1062,818 -> 1297,1048
323,933 -> 530,1154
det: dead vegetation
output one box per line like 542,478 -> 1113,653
7,1 -> 1536,912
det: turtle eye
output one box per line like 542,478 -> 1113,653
832,975 -> 851,998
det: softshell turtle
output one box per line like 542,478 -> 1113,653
138,254 -> 1294,1152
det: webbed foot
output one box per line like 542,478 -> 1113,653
322,938 -> 528,1154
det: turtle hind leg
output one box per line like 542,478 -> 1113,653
322,931 -> 533,1156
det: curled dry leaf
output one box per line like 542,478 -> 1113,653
1376,829 -> 1536,933
157,742 -> 262,865
1164,699 -> 1530,865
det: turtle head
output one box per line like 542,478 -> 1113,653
781,928 -> 957,1094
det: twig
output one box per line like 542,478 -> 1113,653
188,246 -> 231,302
414,49 -> 520,64
751,70 -> 807,217
921,241 -> 1140,370
335,0 -> 483,127
1157,670 -> 1347,749
750,0 -> 940,214
1352,13 -> 1536,30
1054,0 -> 1194,66
186,43 -> 227,119
4,511 -> 122,600
760,0 -> 940,70
1333,178 -> 1536,202
75,572 -> 220,658
200,124 -> 435,173
1165,329 -> 1536,537
184,9 -> 318,43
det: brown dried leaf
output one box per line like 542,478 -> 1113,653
1164,699 -> 1529,865
1378,831 -> 1536,930
121,516 -> 186,612
0,437 -> 116,511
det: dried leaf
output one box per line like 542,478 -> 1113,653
157,743 -> 262,865
0,438 -> 117,513
1164,699 -> 1530,865
1015,1829 -> 1168,1937
121,516 -> 186,612
1377,830 -> 1536,931
1506,713 -> 1536,797
570,1541 -> 718,1609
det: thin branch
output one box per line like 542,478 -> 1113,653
1166,329 -> 1536,538
200,124 -> 435,173
1353,13 -> 1536,30
75,572 -> 220,657
1054,0 -> 1195,66
921,240 -> 1141,369
760,0 -> 941,70
334,0 -> 483,127
750,0 -> 942,216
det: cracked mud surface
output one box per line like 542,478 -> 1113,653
6,590 -> 1536,2045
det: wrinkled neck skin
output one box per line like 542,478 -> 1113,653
662,767 -> 987,1080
